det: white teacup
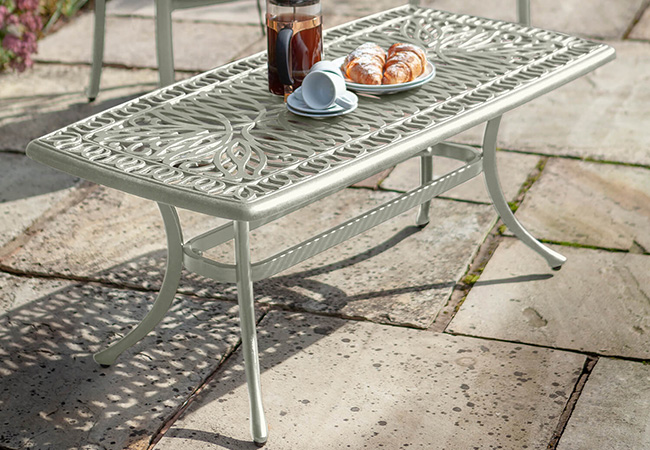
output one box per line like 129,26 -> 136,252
301,70 -> 355,110
309,60 -> 345,77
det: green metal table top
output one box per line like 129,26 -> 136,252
27,5 -> 615,221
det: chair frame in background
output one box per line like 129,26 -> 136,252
86,0 -> 265,101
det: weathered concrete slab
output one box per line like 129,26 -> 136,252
108,0 -> 265,26
628,5 -> 650,40
0,271 -> 74,313
484,41 -> 649,165
36,14 -> 263,73
557,358 -> 650,450
155,311 -> 585,449
106,0 -> 643,40
448,239 -> 650,359
513,158 -> 650,251
0,63 -> 158,152
2,186 -> 494,328
0,186 -> 229,279
0,273 -> 248,450
0,153 -> 81,252
250,194 -> 494,328
426,0 -> 645,38
382,150 -> 541,204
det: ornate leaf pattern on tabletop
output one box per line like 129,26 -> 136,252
36,5 -> 606,208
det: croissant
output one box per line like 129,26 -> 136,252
381,43 -> 427,85
340,43 -> 386,85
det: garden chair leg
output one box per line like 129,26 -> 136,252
155,0 -> 176,86
87,0 -> 106,101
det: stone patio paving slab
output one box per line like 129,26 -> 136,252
107,0 -> 646,40
628,5 -> 650,40
382,150 -> 541,204
0,272 -> 251,450
249,195 -> 494,328
0,153 -> 81,252
36,14 -> 264,73
154,311 -> 585,450
448,41 -> 650,166
448,239 -> 650,359
2,186 -> 495,328
0,186 -> 229,280
108,0 -> 265,26
557,357 -> 650,450
423,0 -> 645,39
0,64 -> 158,152
512,158 -> 650,251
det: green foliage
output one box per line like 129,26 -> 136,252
462,273 -> 480,285
41,0 -> 90,33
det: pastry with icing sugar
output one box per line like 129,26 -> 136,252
382,43 -> 427,84
340,43 -> 387,85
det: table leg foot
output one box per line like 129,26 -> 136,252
234,221 -> 269,445
482,117 -> 567,270
93,203 -> 183,366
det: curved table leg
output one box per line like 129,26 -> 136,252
234,221 -> 268,446
482,116 -> 566,270
94,203 -> 184,366
415,149 -> 433,227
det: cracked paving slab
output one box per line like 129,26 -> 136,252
0,271 -> 255,450
154,311 -> 585,449
2,186 -> 495,328
448,239 -> 650,359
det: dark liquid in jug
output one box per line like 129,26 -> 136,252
267,13 -> 322,95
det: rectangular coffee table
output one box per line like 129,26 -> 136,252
26,4 -> 615,445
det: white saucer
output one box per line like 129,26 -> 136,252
287,88 -> 358,118
332,56 -> 436,95
287,102 -> 358,118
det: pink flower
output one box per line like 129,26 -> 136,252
0,6 -> 8,28
20,12 -> 42,32
22,31 -> 37,53
2,34 -> 22,54
9,56 -> 28,72
6,13 -> 19,26
16,0 -> 39,12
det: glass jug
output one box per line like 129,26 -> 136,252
266,0 -> 323,96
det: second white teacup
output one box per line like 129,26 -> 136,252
301,70 -> 356,110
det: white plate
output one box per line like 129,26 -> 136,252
332,56 -> 436,95
287,88 -> 358,118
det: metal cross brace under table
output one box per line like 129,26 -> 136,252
26,5 -> 615,445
